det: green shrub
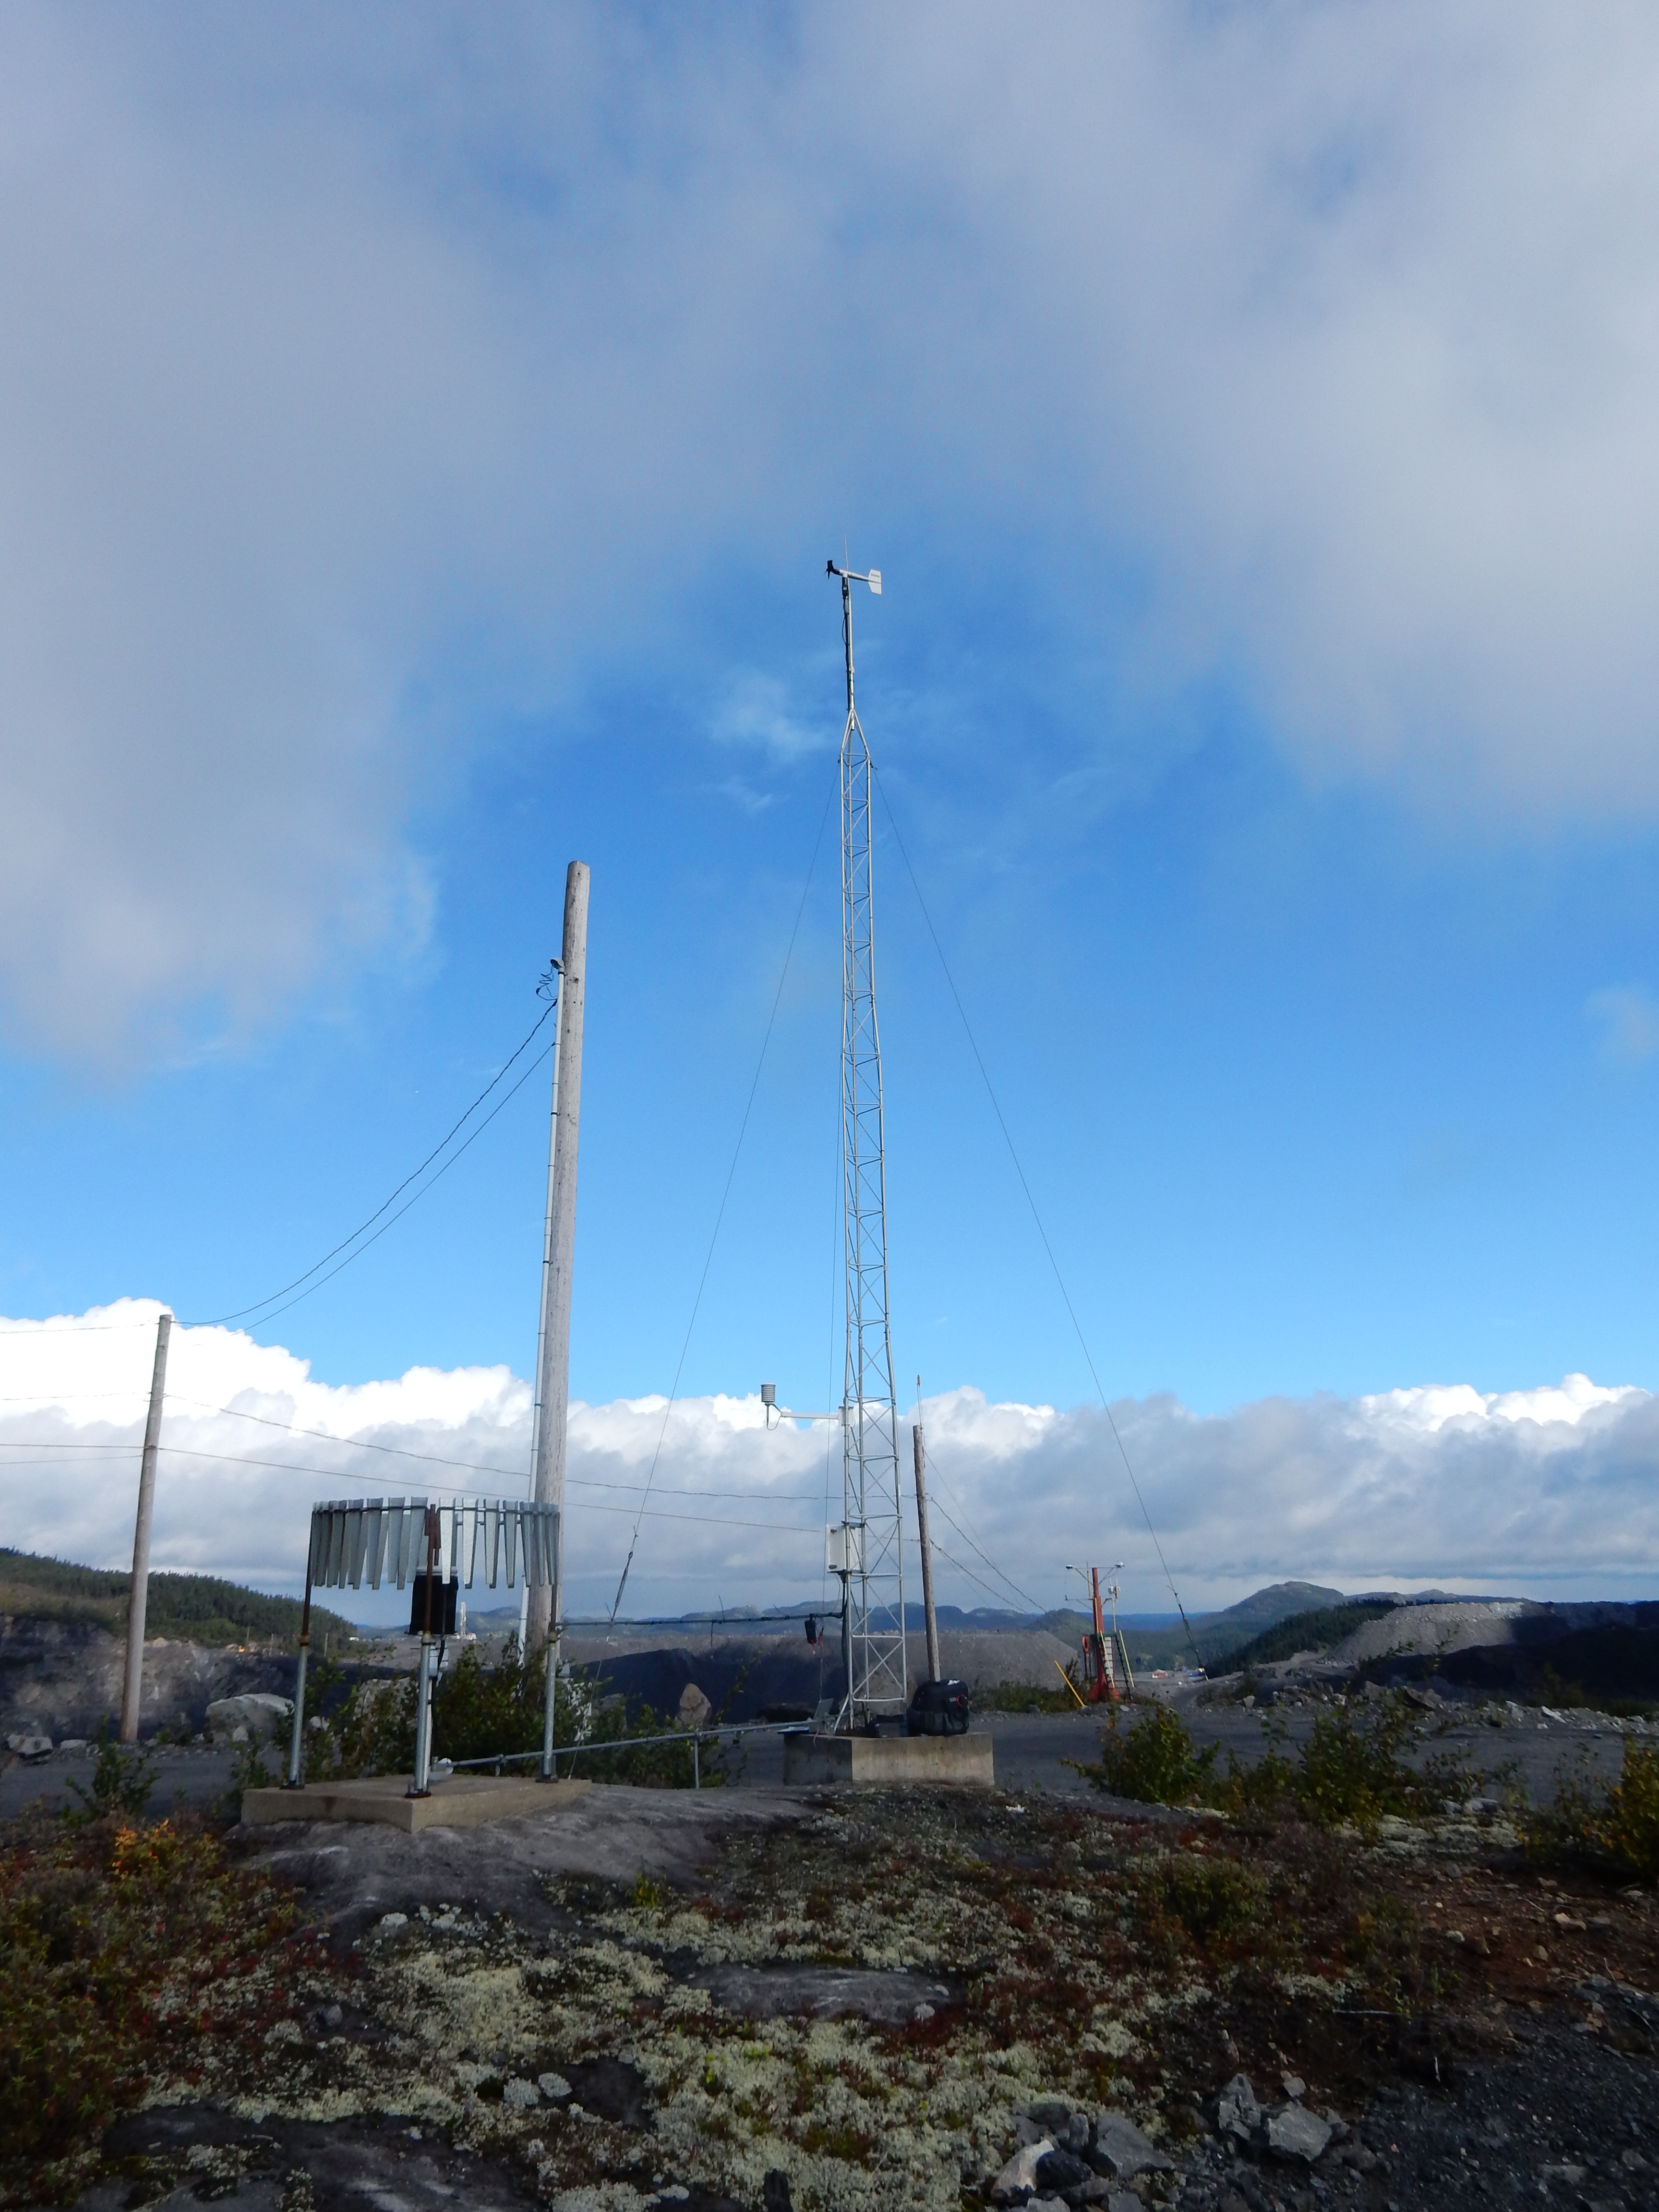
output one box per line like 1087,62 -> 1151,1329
1083,1691 -> 1468,1835
1151,1853 -> 1272,1956
1294,1699 -> 1417,1835
0,1815 -> 297,2204
1085,1703 -> 1218,1804
300,1644 -> 742,1788
61,1726 -> 157,1827
1529,1739 -> 1659,1879
978,1678 -> 1083,1714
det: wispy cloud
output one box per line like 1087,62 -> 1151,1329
709,672 -> 823,764
4,1303 -> 1655,1623
10,9 -> 1659,1059
1587,984 -> 1659,1064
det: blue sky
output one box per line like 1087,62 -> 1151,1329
5,5 -> 1659,1610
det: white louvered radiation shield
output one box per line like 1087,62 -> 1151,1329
305,1496 -> 559,1595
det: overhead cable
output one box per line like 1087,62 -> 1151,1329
872,769 -> 1203,1669
608,773 -> 839,1625
189,998 -> 559,1333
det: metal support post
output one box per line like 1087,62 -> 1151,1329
528,860 -> 589,1657
409,1507 -> 440,1797
692,1734 -> 700,1790
412,1640 -> 433,1795
120,1311 -> 172,1743
286,1560 -> 313,1787
540,1637 -> 558,1780
913,1416 -> 941,1685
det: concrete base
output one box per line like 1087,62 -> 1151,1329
782,1729 -> 994,1787
241,1773 -> 591,1833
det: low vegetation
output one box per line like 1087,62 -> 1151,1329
0,1547 -> 356,1649
1085,1694 -> 1473,1836
974,1674 -> 1086,1714
297,1642 -> 746,1788
0,1811 -> 301,2205
1529,1737 -> 1659,1880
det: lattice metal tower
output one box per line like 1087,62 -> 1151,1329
829,556 -> 908,1727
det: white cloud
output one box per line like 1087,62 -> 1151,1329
1587,985 -> 1659,1064
5,1301 -> 1658,1623
9,7 -> 1659,1058
709,673 -> 820,764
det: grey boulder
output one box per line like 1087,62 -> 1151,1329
990,2139 -> 1055,2204
206,1693 -> 293,1744
1216,2075 -> 1261,2144
1266,2104 -> 1333,2164
1090,2112 -> 1173,2180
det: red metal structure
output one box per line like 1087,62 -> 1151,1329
1079,1566 -> 1134,1704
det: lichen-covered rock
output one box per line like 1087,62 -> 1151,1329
1090,2112 -> 1173,2179
1034,2147 -> 1092,2197
991,2137 -> 1055,2203
1216,2074 -> 1261,2143
1266,2103 -> 1332,2164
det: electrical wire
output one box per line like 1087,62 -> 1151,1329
872,767 -> 1203,1669
0,1322 -> 155,1337
608,771 -> 839,1624
189,998 -> 559,1332
914,1460 -> 1050,1618
927,1535 -> 1044,1618
157,1396 -> 823,1500
139,1443 -> 817,1533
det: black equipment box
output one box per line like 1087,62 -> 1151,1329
408,1573 -> 459,1636
907,1677 -> 971,1736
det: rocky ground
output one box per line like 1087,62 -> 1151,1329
0,1614 -> 292,1739
13,1754 -> 1655,2212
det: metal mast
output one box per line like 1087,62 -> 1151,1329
829,556 -> 907,1728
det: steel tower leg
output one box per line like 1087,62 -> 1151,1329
835,566 -> 907,1729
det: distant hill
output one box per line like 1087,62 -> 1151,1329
557,1580 -> 1353,1676
1217,1598 -> 1399,1671
0,1548 -> 356,1648
1085,1581 -> 1351,1671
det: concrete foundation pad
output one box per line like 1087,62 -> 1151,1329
241,1773 -> 592,1833
782,1729 -> 994,1786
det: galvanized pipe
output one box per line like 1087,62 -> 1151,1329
119,1312 -> 172,1743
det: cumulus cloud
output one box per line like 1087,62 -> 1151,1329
8,8 -> 1659,1058
4,1301 -> 1657,1623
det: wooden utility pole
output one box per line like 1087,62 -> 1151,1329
119,1311 -> 172,1743
912,1414 -> 941,1685
527,860 -> 588,1659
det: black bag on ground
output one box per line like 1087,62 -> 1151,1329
907,1678 -> 971,1736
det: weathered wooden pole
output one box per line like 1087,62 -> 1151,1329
119,1310 -> 172,1743
528,862 -> 588,1686
912,1417 -> 941,1685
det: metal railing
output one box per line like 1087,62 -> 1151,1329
445,1714 -> 814,1790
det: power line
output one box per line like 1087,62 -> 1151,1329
12,1393 -> 823,1502
0,1322 -> 154,1337
915,1454 -> 1051,1617
189,998 -> 559,1332
138,1445 -> 817,1533
872,768 -> 1202,1669
609,772 -> 839,1624
928,1536 -> 1043,1618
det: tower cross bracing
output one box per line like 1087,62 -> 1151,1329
831,558 -> 907,1726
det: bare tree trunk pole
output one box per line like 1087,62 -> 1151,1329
912,1420 -> 941,1685
527,861 -> 588,1658
119,1311 -> 172,1743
